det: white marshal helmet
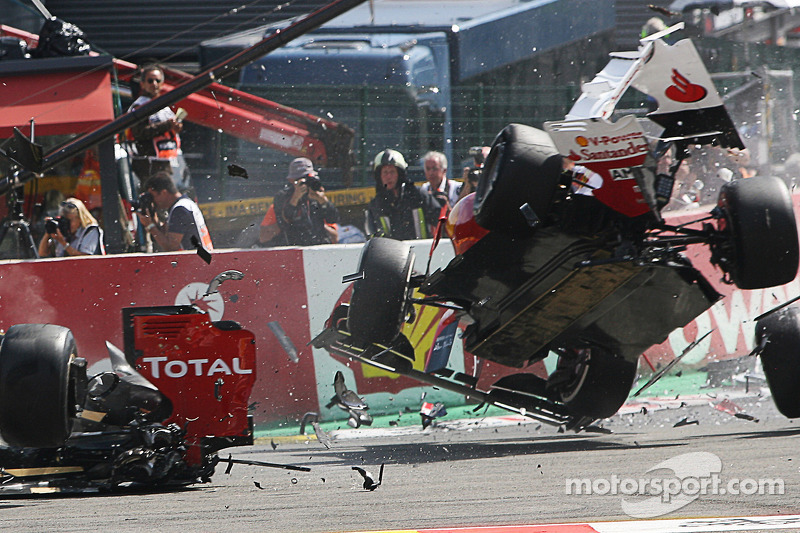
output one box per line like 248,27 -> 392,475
373,149 -> 408,173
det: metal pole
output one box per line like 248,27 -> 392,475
0,0 -> 368,197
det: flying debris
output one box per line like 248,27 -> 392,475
326,371 -> 372,428
299,412 -> 320,435
673,417 -> 700,427
753,294 -> 800,323
267,321 -> 299,363
713,398 -> 759,423
420,401 -> 447,429
352,463 -> 384,491
634,330 -> 713,397
311,420 -> 332,449
217,454 -> 311,474
204,270 -> 244,296
190,235 -> 212,264
648,4 -> 680,17
227,163 -> 249,179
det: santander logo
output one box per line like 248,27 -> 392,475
665,69 -> 707,103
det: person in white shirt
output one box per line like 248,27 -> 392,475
420,151 -> 461,209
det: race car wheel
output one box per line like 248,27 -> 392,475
715,176 -> 799,290
348,238 -> 415,345
0,324 -> 76,448
555,344 -> 636,419
474,123 -> 564,234
756,305 -> 800,418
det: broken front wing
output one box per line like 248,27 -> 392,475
311,308 -> 594,432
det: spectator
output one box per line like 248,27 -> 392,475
38,197 -> 105,257
258,203 -> 285,246
366,149 -> 442,240
272,158 -> 339,246
458,146 -> 490,202
126,64 -> 190,190
137,171 -> 213,252
420,151 -> 460,208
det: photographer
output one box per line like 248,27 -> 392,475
38,197 -> 105,257
126,64 -> 190,190
457,146 -> 490,202
137,172 -> 213,252
273,158 -> 339,246
421,151 -> 460,209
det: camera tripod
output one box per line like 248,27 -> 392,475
0,187 -> 38,259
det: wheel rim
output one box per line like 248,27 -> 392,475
558,348 -> 591,403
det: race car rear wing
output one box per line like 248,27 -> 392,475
564,23 -> 744,152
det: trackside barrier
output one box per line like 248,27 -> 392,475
0,196 -> 797,425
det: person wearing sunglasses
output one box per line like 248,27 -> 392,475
126,63 -> 186,187
38,197 -> 105,257
138,171 -> 213,253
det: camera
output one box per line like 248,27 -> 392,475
467,167 -> 482,186
45,216 -> 70,236
298,174 -> 323,192
131,191 -> 155,218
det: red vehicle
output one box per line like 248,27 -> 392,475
0,304 -> 260,493
314,30 -> 800,429
0,0 -> 367,493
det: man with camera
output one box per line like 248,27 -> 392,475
271,158 -> 339,246
136,172 -> 213,252
421,151 -> 460,209
457,146 -> 491,202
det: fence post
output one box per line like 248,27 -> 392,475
359,85 -> 369,186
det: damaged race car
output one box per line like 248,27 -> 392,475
314,28 -> 800,429
0,304 -> 302,494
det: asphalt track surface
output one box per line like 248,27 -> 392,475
2,388 -> 800,533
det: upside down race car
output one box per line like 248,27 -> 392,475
0,305 -> 261,494
314,29 -> 800,429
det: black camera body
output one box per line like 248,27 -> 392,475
467,167 -> 482,186
45,216 -> 70,236
131,192 -> 155,218
301,174 -> 323,192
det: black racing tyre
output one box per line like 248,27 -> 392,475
0,324 -> 76,448
756,305 -> 800,418
474,123 -> 564,233
557,345 -> 637,419
347,238 -> 415,345
716,176 -> 799,290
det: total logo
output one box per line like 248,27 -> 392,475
141,356 -> 253,378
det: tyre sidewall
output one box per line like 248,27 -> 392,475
757,305 -> 800,418
0,324 -> 74,448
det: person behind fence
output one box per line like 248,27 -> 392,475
137,171 -> 213,252
38,197 -> 105,257
126,64 -> 189,189
421,151 -> 460,209
458,146 -> 490,202
272,157 -> 339,246
366,149 -> 441,240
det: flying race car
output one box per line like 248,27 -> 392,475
0,304 -> 265,494
314,27 -> 800,429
